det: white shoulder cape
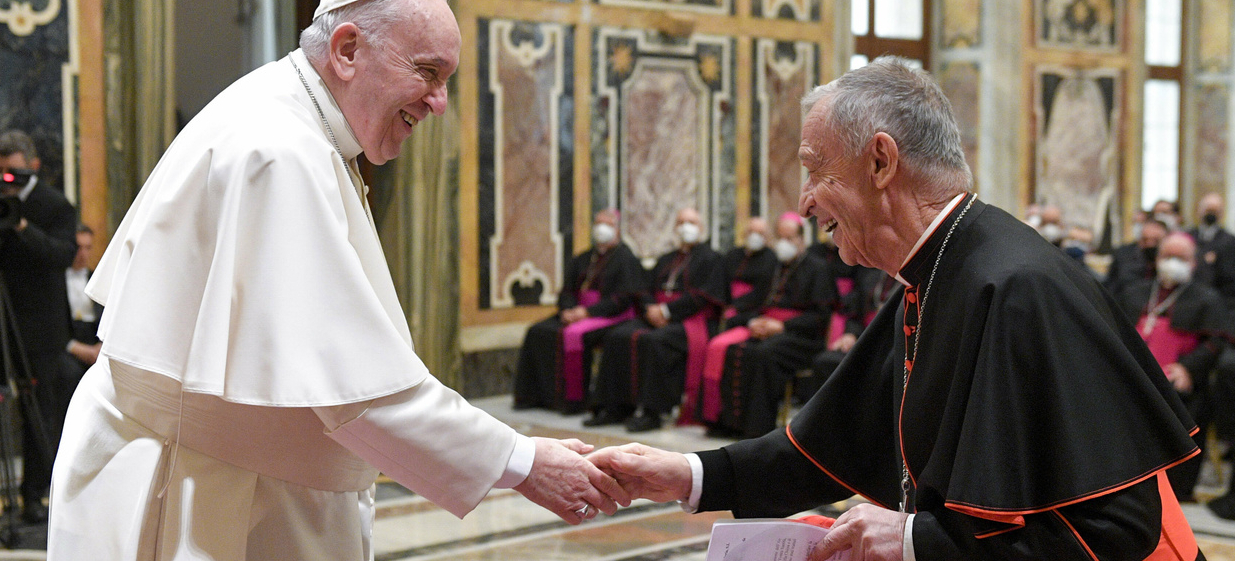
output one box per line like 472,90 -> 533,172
88,50 -> 426,406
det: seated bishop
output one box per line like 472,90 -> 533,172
700,213 -> 837,438
1116,231 -> 1227,502
514,209 -> 643,413
585,208 -> 724,432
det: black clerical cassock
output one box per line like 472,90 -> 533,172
694,195 -> 1204,560
513,242 -> 643,412
712,250 -> 836,437
590,242 -> 723,422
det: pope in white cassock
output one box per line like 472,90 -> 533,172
46,0 -> 629,559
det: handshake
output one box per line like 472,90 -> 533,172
510,437 -> 907,561
511,438 -> 692,524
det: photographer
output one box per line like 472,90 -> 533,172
0,129 -> 78,523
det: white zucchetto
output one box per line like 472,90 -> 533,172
314,0 -> 363,19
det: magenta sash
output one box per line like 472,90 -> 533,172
836,277 -> 854,297
1137,314 -> 1201,371
698,307 -> 803,421
700,327 -> 750,422
561,290 -> 635,402
723,281 -> 754,321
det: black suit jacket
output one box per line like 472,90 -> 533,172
0,183 -> 78,357
1189,226 -> 1235,311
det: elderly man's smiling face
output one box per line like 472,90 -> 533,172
343,0 -> 460,164
797,101 -> 882,269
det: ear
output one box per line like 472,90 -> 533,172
868,132 -> 898,191
327,23 -> 362,82
29,157 -> 41,172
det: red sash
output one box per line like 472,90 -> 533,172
1136,314 -> 1201,370
561,290 -> 635,402
698,307 -> 803,422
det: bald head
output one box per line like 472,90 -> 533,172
746,217 -> 769,238
1159,232 -> 1196,264
1199,193 -> 1224,226
595,208 -> 619,228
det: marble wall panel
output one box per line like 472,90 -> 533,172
0,0 -> 70,195
596,0 -> 732,15
1035,0 -> 1122,52
941,0 -> 982,48
752,39 -> 815,220
753,0 -> 821,21
595,29 -> 734,262
1194,84 -> 1229,198
938,61 -> 980,183
1034,65 -> 1121,238
1199,0 -> 1232,74
478,20 -> 574,310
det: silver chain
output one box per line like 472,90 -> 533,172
289,56 -> 353,174
899,195 -> 975,513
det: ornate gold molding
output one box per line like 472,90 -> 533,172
1,0 -> 60,36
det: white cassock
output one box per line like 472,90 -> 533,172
48,49 -> 534,561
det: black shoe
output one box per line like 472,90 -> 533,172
511,401 -> 540,411
583,408 -> 630,427
625,411 -> 663,433
21,500 -> 47,524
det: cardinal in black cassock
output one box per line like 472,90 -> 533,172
591,56 -> 1204,560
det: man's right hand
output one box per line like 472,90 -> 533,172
514,437 -> 631,524
587,443 -> 692,503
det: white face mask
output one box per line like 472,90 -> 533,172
1154,212 -> 1179,230
774,238 -> 799,263
1040,223 -> 1064,244
746,232 -> 766,252
1026,214 -> 1042,229
592,223 -> 616,245
677,222 -> 701,245
1157,257 -> 1192,287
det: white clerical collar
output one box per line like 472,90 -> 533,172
289,49 -> 364,162
894,193 -> 967,287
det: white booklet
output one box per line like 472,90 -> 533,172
705,518 -> 850,561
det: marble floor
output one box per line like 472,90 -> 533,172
367,395 -> 1235,561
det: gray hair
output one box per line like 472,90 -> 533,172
299,0 -> 403,63
802,56 -> 971,189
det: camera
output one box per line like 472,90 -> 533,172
0,169 -> 33,231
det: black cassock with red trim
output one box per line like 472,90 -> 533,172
699,195 -> 1204,560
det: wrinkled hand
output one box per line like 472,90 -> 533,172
809,503 -> 907,561
514,437 -> 631,524
587,443 -> 692,503
829,333 -> 857,353
1164,363 -> 1193,393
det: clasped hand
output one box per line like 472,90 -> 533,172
585,443 -> 909,561
514,437 -> 631,524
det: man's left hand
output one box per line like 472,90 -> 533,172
809,503 -> 907,561
514,437 -> 632,525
